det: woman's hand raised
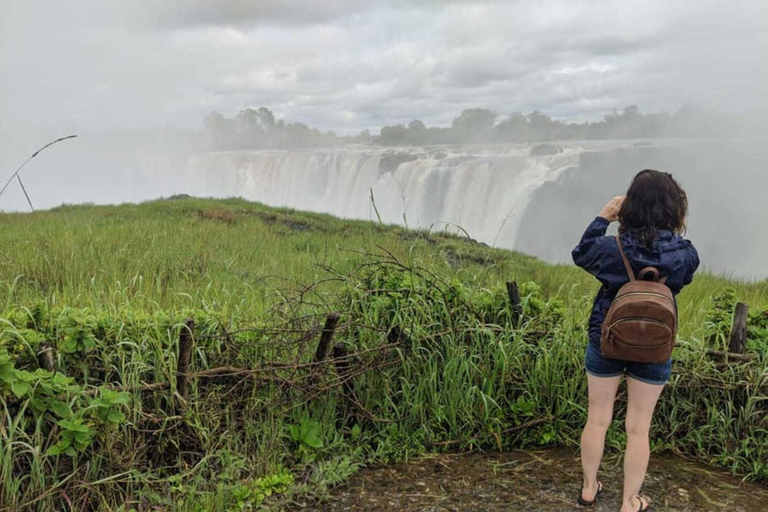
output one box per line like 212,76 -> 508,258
599,196 -> 625,222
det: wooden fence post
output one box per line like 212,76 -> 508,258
37,343 -> 56,372
331,343 -> 355,403
314,314 -> 340,364
387,325 -> 411,355
177,318 -> 195,399
506,281 -> 523,328
729,302 -> 748,354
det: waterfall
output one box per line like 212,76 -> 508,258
3,135 -> 765,278
150,138 -> 768,279
167,143 -> 589,250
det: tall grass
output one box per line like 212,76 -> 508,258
0,198 -> 765,511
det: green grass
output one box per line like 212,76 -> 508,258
0,197 -> 765,511
2,198 -> 765,328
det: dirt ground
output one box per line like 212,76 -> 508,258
301,449 -> 767,511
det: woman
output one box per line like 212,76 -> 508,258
572,170 -> 699,512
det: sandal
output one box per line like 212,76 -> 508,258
633,495 -> 651,512
577,480 -> 603,507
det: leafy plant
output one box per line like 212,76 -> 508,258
228,468 -> 294,511
288,414 -> 324,462
46,418 -> 93,456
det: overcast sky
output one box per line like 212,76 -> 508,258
1,0 -> 766,135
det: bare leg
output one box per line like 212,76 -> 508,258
580,373 -> 622,501
621,377 -> 665,512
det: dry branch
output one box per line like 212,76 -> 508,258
705,350 -> 755,363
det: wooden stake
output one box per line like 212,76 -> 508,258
332,343 -> 355,403
37,344 -> 55,372
729,302 -> 748,354
506,281 -> 523,328
313,314 -> 340,364
177,318 -> 195,399
387,325 -> 411,354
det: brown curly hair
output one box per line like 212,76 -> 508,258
618,169 -> 688,246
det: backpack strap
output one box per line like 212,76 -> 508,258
615,235 -> 636,282
615,236 -> 668,284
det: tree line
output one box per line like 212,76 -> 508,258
202,105 -> 735,150
202,108 -> 363,150
378,105 -> 735,146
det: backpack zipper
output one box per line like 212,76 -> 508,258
609,316 -> 673,332
613,291 -> 675,306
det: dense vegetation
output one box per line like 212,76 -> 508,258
200,105 -> 734,150
0,198 -> 765,511
377,105 -> 734,145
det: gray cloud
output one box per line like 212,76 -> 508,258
141,0 -> 370,28
1,0 -> 766,135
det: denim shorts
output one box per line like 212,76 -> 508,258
584,342 -> 671,385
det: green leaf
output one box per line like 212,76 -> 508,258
50,401 -> 72,418
107,410 -> 125,424
50,373 -> 75,387
303,430 -> 323,449
10,380 -> 30,399
111,392 -> 130,405
61,339 -> 78,353
30,398 -> 47,412
0,365 -> 14,381
64,446 -> 77,456
75,432 -> 91,444
16,371 -> 40,382
58,419 -> 91,433
45,445 -> 61,456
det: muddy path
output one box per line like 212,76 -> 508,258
305,449 -> 767,511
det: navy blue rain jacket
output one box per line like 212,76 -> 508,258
572,217 -> 700,348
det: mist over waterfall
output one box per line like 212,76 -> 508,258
2,135 -> 766,280
158,143 -> 587,248
142,138 -> 767,280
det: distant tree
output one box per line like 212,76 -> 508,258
622,105 -> 640,118
201,104 -> 730,150
235,108 -> 264,148
527,110 -> 557,140
204,111 -> 226,130
380,124 -> 410,146
451,108 -> 497,142
408,119 -> 426,131
257,107 -> 276,129
353,129 -> 373,144
203,111 -> 233,149
407,120 -> 427,144
495,112 -> 528,142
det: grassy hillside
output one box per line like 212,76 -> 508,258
0,198 -> 765,511
2,197 -> 765,328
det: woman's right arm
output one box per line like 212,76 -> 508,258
572,196 -> 625,279
571,216 -> 613,277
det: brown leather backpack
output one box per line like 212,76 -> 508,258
600,236 -> 677,364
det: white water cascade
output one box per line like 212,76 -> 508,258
3,135 -> 765,278
153,143 -> 598,250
